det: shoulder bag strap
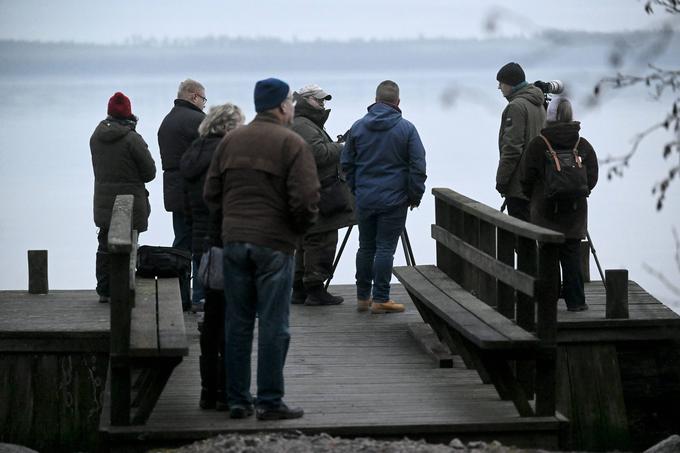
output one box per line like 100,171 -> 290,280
539,134 -> 562,172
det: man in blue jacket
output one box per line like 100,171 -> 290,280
341,80 -> 427,314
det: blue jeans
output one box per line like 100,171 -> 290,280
355,204 -> 408,302
222,242 -> 294,409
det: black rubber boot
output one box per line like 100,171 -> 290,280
292,281 -> 307,305
215,354 -> 228,411
199,355 -> 216,409
304,285 -> 344,306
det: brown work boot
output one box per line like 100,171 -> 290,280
371,300 -> 405,314
357,298 -> 372,312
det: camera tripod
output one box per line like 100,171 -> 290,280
324,224 -> 416,289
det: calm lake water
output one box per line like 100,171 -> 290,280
0,67 -> 678,311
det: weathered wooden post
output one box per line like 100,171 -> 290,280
108,194 -> 134,425
535,241 -> 560,416
605,269 -> 629,319
27,250 -> 48,294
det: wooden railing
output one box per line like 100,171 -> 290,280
432,188 -> 564,416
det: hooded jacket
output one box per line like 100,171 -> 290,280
90,117 -> 156,232
341,102 -> 427,210
180,134 -> 223,253
521,121 -> 599,239
203,113 -> 320,255
496,84 -> 546,200
292,100 -> 355,233
158,99 -> 205,212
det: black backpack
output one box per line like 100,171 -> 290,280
539,134 -> 590,200
136,245 -> 191,278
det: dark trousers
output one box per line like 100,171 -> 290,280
560,239 -> 586,308
95,229 -> 109,297
505,197 -> 530,222
294,229 -> 338,289
172,211 -> 192,308
199,288 -> 226,395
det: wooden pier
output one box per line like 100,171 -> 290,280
2,280 -> 679,452
2,187 -> 679,453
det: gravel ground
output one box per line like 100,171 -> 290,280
149,432 -> 565,453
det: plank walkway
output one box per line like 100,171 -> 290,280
3,281 -> 678,450
98,283 -> 561,449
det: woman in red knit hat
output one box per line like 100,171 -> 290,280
90,92 -> 157,303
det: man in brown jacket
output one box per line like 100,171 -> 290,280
204,78 -> 319,421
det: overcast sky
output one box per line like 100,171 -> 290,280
0,0 -> 673,43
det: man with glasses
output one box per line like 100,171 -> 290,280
291,84 -> 353,306
204,78 -> 319,421
158,78 -> 207,311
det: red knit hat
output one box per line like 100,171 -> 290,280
107,92 -> 132,119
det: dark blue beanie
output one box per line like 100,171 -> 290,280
496,62 -> 525,87
254,78 -> 290,113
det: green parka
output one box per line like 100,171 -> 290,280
496,84 -> 546,200
90,117 -> 156,232
292,102 -> 355,234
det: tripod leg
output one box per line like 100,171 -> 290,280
402,227 -> 416,266
325,225 -> 354,290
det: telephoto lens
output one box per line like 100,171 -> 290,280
547,80 -> 564,94
534,80 -> 565,94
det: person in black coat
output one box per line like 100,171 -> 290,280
158,78 -> 207,310
180,102 -> 245,410
522,97 -> 599,312
90,92 -> 156,303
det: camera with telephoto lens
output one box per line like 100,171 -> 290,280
534,80 -> 564,110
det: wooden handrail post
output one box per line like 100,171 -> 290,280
606,269 -> 629,319
535,242 -> 560,416
108,194 -> 134,426
27,250 -> 48,294
496,229 -> 516,319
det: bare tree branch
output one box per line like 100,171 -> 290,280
593,65 -> 680,210
642,226 -> 680,299
644,0 -> 680,15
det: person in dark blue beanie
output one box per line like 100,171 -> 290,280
205,76 -> 319,421
254,78 -> 291,113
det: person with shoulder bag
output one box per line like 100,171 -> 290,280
521,96 -> 599,312
180,102 -> 245,411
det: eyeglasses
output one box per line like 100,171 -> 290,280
195,93 -> 207,103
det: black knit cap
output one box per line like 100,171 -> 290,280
496,62 -> 526,86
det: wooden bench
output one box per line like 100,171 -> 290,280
107,194 -> 188,425
394,188 -> 564,417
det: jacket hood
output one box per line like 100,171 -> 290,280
364,102 -> 402,131
295,100 -> 331,128
180,135 -> 223,181
93,118 -> 135,143
507,84 -> 545,107
541,121 -> 581,148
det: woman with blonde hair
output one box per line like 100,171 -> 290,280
180,102 -> 245,409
